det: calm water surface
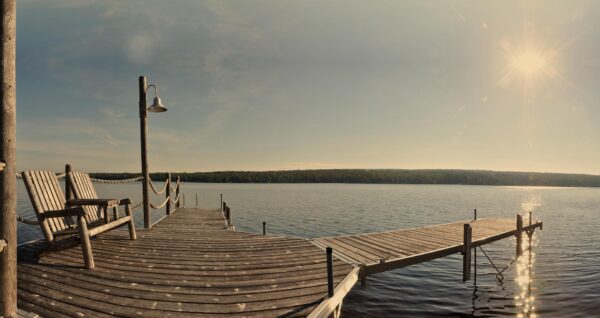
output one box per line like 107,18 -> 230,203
16,182 -> 600,317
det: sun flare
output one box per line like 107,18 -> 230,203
511,50 -> 546,77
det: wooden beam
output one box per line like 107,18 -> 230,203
516,214 -> 523,258
166,173 -> 171,215
326,247 -> 334,297
462,223 -> 472,281
139,76 -> 150,229
0,0 -> 17,315
307,267 -> 359,318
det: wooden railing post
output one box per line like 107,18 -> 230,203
0,1 -> 17,315
326,246 -> 334,297
462,223 -> 472,281
262,221 -> 266,235
516,214 -> 523,258
65,164 -> 73,201
195,193 -> 198,208
166,173 -> 171,215
220,194 -> 223,211
225,206 -> 231,227
175,176 -> 180,208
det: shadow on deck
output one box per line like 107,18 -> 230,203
17,208 -> 354,318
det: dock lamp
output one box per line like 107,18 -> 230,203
138,76 -> 167,229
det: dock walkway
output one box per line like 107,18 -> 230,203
313,217 -> 541,284
17,208 -> 354,317
16,208 -> 541,317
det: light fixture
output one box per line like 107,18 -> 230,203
145,84 -> 168,113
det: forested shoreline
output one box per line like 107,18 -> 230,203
89,169 -> 600,188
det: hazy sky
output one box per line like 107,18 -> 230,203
16,1 -> 600,174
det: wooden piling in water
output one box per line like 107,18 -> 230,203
263,221 -> 266,235
462,223 -> 472,281
516,214 -> 523,258
0,1 -> 17,315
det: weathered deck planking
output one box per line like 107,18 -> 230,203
17,208 -> 355,318
312,217 -> 542,277
16,208 -> 542,317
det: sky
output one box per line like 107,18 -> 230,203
15,0 -> 600,174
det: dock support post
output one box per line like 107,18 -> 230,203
473,209 -> 477,284
195,193 -> 198,208
326,247 -> 334,298
166,173 -> 171,215
175,176 -> 180,209
359,265 -> 368,288
463,223 -> 472,281
262,221 -> 266,235
0,1 -> 17,315
220,194 -> 223,211
225,206 -> 231,227
516,214 -> 523,258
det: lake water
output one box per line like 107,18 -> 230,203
16,181 -> 600,317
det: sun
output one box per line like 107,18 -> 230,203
511,50 -> 546,77
498,38 -> 561,90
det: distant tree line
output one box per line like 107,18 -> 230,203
89,169 -> 600,187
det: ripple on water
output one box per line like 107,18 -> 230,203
15,182 -> 600,317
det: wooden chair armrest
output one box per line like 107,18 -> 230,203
43,207 -> 85,218
119,198 -> 132,205
67,198 -> 119,207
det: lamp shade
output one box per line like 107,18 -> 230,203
147,96 -> 167,113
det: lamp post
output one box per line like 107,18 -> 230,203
138,76 -> 167,229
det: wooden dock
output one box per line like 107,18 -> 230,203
17,208 -> 355,318
313,217 -> 542,285
15,207 -> 542,317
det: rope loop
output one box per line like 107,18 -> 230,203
149,179 -> 168,195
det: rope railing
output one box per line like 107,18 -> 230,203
90,176 -> 142,184
170,179 -> 180,192
150,197 -> 170,210
16,215 -> 38,225
149,178 -> 168,195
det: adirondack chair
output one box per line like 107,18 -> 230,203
22,170 -> 136,269
67,170 -> 136,227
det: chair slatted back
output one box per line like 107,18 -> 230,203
22,170 -> 73,241
68,171 -> 103,224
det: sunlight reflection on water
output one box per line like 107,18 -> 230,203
15,182 -> 600,317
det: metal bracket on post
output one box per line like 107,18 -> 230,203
462,223 -> 472,281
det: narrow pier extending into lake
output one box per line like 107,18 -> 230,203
16,207 -> 542,317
